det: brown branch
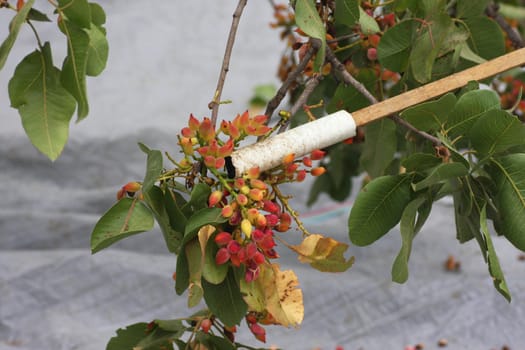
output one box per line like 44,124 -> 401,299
486,3 -> 524,49
325,46 -> 442,146
278,73 -> 323,133
208,0 -> 248,128
264,39 -> 321,118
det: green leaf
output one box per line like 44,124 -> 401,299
480,205 -> 511,302
183,208 -> 227,244
8,43 -> 76,161
295,0 -> 326,72
90,2 -> 107,26
400,92 -> 456,132
490,154 -> 525,251
106,323 -> 151,350
498,3 -> 525,20
358,7 -> 380,34
85,24 -> 108,76
185,239 -> 204,308
335,0 -> 359,28
184,183 -> 211,212
446,89 -> 500,138
27,8 -> 51,22
360,118 -> 397,178
410,14 -> 454,83
412,162 -> 469,192
58,0 -> 91,28
202,240 -> 228,284
0,0 -> 35,70
456,0 -> 490,18
377,20 -> 415,72
138,143 -> 163,193
402,154 -> 442,173
60,19 -> 90,120
144,186 -> 182,253
164,190 -> 187,234
391,196 -> 427,283
469,110 -> 525,157
348,174 -> 413,246
175,251 -> 190,295
465,17 -> 505,60
90,198 -> 154,254
202,269 -> 248,327
154,319 -> 185,333
458,42 -> 486,64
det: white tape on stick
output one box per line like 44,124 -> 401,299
230,110 -> 356,177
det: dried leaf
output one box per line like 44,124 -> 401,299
290,234 -> 354,272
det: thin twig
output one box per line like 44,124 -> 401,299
208,0 -> 248,128
278,74 -> 323,133
486,3 -> 524,49
325,46 -> 442,146
264,39 -> 321,119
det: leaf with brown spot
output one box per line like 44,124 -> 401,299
290,234 -> 355,272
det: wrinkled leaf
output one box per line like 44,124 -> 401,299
290,234 -> 354,272
412,162 -> 469,192
202,269 -> 247,327
360,118 -> 397,178
490,154 -> 525,251
91,198 -> 154,253
469,110 -> 525,157
480,205 -> 511,302
8,43 -> 76,161
0,0 -> 35,70
349,174 -> 413,246
295,0 -> 326,71
245,263 -> 304,327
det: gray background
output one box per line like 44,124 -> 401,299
1,2 -> 524,350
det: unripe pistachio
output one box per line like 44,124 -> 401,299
282,153 -> 295,165
208,190 -> 223,207
310,149 -> 326,160
248,188 -> 264,202
221,205 -> 234,218
311,166 -> 326,176
214,232 -> 233,246
241,219 -> 253,238
236,194 -> 249,206
215,248 -> 230,265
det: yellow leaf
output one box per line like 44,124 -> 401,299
243,263 -> 304,327
290,234 -> 355,272
198,224 -> 216,257
185,239 -> 203,307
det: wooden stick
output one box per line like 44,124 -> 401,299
352,47 -> 525,126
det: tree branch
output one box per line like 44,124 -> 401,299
264,39 -> 320,119
325,46 -> 442,146
486,3 -> 524,49
278,73 -> 323,133
208,0 -> 248,128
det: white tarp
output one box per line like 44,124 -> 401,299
1,2 -> 524,350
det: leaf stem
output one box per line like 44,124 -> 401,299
27,20 -> 44,49
209,0 -> 248,128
